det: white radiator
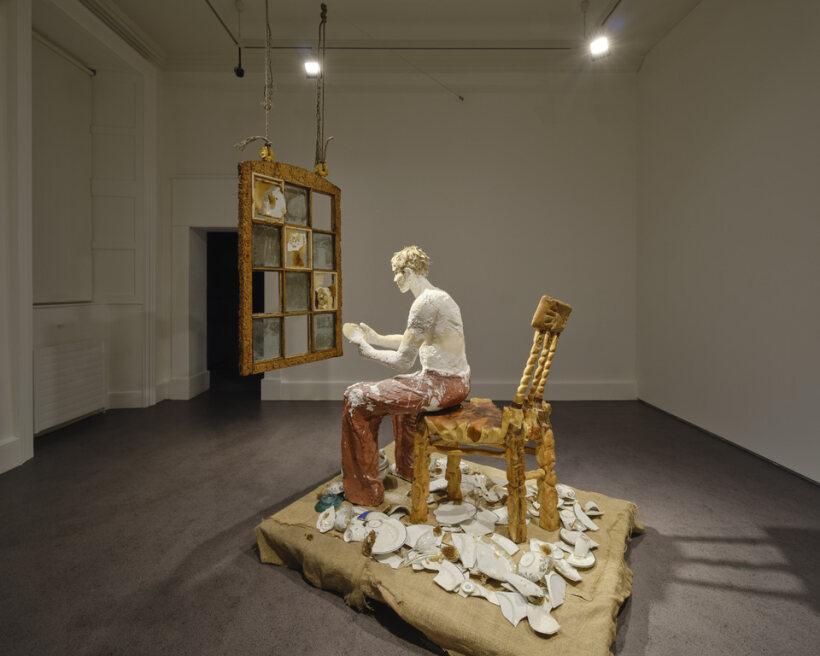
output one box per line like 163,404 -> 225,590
34,339 -> 107,434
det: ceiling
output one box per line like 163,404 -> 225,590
81,0 -> 703,74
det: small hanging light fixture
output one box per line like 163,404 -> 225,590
580,0 -> 610,60
313,3 -> 332,177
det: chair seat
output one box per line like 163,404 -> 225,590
423,397 -> 509,446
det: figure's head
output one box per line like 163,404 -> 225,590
391,245 -> 430,293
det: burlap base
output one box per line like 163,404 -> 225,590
256,444 -> 643,656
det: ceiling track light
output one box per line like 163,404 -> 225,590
304,59 -> 320,78
580,0 -> 612,60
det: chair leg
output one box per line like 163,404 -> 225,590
445,455 -> 463,502
506,427 -> 528,544
409,422 -> 430,523
537,425 -> 559,532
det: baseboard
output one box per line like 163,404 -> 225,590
108,390 -> 145,408
167,371 -> 210,400
0,435 -> 30,475
272,379 -> 638,401
155,380 -> 169,402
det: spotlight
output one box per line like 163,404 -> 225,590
304,60 -> 321,77
589,36 -> 609,57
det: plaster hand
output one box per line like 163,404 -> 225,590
358,322 -> 380,345
342,322 -> 364,345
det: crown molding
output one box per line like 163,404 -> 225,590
79,0 -> 166,67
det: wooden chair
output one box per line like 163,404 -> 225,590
409,295 -> 572,543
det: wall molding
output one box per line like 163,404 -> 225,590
0,436 -> 25,475
108,390 -> 144,408
267,379 -> 638,402
167,370 -> 210,400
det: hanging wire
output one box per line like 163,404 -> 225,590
314,3 -> 332,176
580,0 -> 590,39
234,0 -> 275,161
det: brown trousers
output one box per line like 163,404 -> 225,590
341,370 -> 470,506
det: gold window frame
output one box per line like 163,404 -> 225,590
238,161 -> 342,374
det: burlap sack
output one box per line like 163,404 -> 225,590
256,444 -> 642,656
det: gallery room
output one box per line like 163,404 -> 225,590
1,0 -> 817,654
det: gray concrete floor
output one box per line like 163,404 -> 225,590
1,391 -> 818,655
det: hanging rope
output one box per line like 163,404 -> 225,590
234,0 -> 275,162
314,3 -> 332,177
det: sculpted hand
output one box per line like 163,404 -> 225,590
342,322 -> 364,345
358,322 -> 380,345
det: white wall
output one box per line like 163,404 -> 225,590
0,0 -> 33,474
637,0 -> 820,480
160,71 -> 638,401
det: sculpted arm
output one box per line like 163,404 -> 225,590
357,300 -> 432,372
359,323 -> 403,350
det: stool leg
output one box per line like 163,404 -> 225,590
409,422 -> 430,523
445,455 -> 463,502
537,424 -> 559,531
506,427 -> 528,543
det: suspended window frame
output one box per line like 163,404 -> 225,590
238,161 -> 342,374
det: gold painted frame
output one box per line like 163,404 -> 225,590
238,161 -> 342,374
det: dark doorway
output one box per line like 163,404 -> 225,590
206,231 -> 261,392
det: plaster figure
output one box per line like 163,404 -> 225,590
341,246 -> 471,506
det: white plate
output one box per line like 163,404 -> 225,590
370,517 -> 407,555
434,502 -> 477,525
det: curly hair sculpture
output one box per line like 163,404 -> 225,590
391,245 -> 430,276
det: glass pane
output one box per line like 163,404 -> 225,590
253,317 -> 281,361
284,185 -> 309,225
313,313 -> 335,351
252,174 -> 286,222
312,232 -> 334,270
252,224 -> 281,267
252,271 -> 280,314
284,226 -> 310,269
284,315 -> 308,357
312,191 -> 332,230
284,271 -> 309,312
313,271 -> 337,311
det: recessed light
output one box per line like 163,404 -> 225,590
590,36 -> 609,57
304,60 -> 321,77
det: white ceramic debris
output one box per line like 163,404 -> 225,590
475,543 -> 514,581
491,533 -> 520,556
573,502 -> 599,531
322,480 -> 344,496
555,483 -> 576,499
369,518 -> 407,555
559,509 -> 577,530
316,506 -> 335,533
433,560 -> 464,592
546,571 -> 566,608
529,538 -> 563,560
553,558 -> 582,582
374,552 -> 404,569
566,534 -> 595,569
475,508 -> 499,527
451,533 -> 477,569
584,500 -> 603,517
460,519 -> 494,537
428,478 -> 448,492
560,528 -> 599,549
492,506 -> 509,525
527,603 -> 561,636
343,519 -> 367,542
555,541 -> 574,554
475,583 -> 500,606
496,592 -> 529,627
505,573 -> 547,600
459,580 -> 477,597
334,502 -> 354,532
517,552 -> 550,583
360,511 -> 390,523
404,524 -> 434,548
434,502 -> 477,525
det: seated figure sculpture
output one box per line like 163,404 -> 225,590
341,246 -> 471,506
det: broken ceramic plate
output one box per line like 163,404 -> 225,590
525,480 -> 539,498
475,508 -> 499,526
560,528 -> 599,549
434,502 -> 477,525
505,572 -> 547,600
555,483 -> 576,499
359,510 -> 390,523
553,558 -> 582,582
334,502 -> 354,532
404,524 -> 434,549
451,533 -> 477,569
475,583 -> 500,606
555,541 -> 574,554
496,591 -> 529,627
566,534 -> 595,569
374,552 -> 404,569
527,603 -> 561,636
433,560 -> 464,592
369,517 -> 407,555
492,506 -> 509,525
527,503 -> 539,518
545,571 -> 566,608
343,519 -> 367,542
459,580 -> 477,597
459,518 -> 494,537
517,551 -> 550,583
529,538 -> 558,557
584,500 -> 603,517
490,533 -> 520,556
316,506 -> 335,533
428,478 -> 448,493
559,509 -> 578,531
475,542 -> 514,581
573,502 -> 599,531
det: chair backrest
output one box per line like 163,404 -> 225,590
512,295 -> 572,406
